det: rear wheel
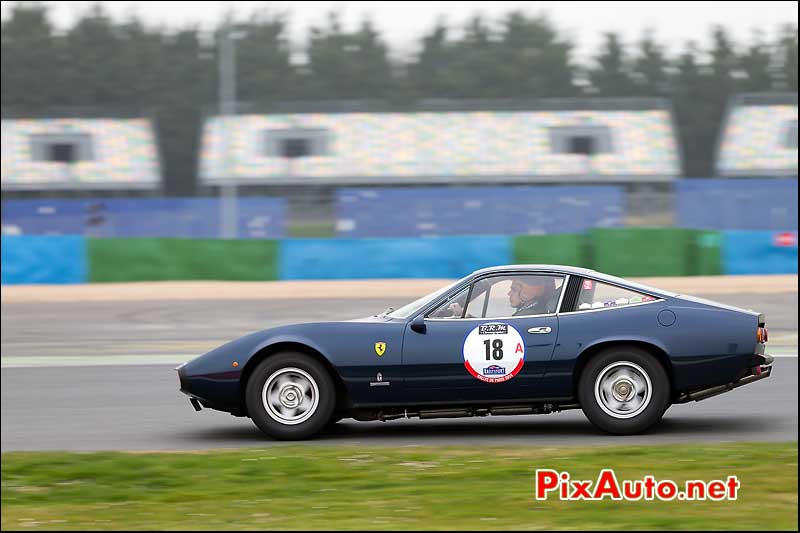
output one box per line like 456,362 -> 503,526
245,352 -> 336,440
578,347 -> 670,435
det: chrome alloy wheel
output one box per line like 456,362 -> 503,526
262,367 -> 320,425
594,361 -> 652,419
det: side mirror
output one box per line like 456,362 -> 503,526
410,314 -> 427,334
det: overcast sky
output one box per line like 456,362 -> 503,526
2,1 -> 797,61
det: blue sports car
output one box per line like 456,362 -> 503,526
177,265 -> 773,439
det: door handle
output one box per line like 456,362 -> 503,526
528,326 -> 552,334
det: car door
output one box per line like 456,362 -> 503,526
402,273 -> 565,403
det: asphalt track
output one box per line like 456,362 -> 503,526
1,292 -> 797,451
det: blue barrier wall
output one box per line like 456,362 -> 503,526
1,231 -> 795,283
723,231 -> 798,274
279,236 -> 512,280
335,186 -> 624,237
1,235 -> 87,284
676,178 -> 798,231
1,198 -> 287,238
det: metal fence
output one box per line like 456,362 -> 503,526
1,179 -> 796,239
0,197 -> 286,239
334,185 -> 625,237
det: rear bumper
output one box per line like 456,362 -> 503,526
674,354 -> 774,403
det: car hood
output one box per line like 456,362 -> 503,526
183,316 -> 399,374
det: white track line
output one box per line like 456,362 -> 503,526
1,355 -> 191,368
1,353 -> 796,369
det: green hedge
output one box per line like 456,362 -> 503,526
88,238 -> 278,282
589,228 -> 691,276
512,233 -> 589,267
588,228 -> 723,277
514,230 -> 722,277
85,231 -> 722,282
688,230 -> 723,276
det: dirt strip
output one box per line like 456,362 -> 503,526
1,275 -> 796,304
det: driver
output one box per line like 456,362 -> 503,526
440,277 -> 556,318
508,277 -> 556,316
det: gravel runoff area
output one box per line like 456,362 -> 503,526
2,275 -> 797,304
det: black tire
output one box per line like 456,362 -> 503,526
245,352 -> 336,440
578,346 -> 670,435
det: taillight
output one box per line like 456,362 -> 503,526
757,327 -> 768,343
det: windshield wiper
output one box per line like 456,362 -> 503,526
377,306 -> 394,317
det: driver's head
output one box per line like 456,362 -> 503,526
508,277 -> 551,308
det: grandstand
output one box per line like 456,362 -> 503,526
0,114 -> 161,190
198,99 -> 681,185
716,93 -> 798,177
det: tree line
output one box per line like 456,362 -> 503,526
1,4 -> 797,194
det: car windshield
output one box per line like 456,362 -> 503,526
382,275 -> 471,319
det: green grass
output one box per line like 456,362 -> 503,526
2,442 -> 796,530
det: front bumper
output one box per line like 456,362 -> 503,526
674,354 -> 774,403
176,363 -> 209,408
176,362 -> 244,415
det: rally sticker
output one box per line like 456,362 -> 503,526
463,322 -> 525,383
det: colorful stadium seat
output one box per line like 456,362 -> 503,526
1,118 -> 161,189
716,94 -> 798,177
198,104 -> 681,184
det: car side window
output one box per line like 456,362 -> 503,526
426,287 -> 470,319
466,275 -> 565,318
575,279 -> 658,311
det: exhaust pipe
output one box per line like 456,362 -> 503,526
678,368 -> 772,403
419,408 -> 472,419
490,406 -> 535,416
375,404 -> 559,421
378,410 -> 419,421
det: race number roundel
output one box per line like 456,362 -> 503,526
463,323 -> 526,383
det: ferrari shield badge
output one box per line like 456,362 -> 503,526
375,342 -> 387,356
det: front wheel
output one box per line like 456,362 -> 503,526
245,352 -> 336,440
578,347 -> 670,435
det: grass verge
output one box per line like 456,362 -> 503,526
2,442 -> 797,530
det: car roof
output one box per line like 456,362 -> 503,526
470,264 -> 677,297
472,264 -> 597,277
